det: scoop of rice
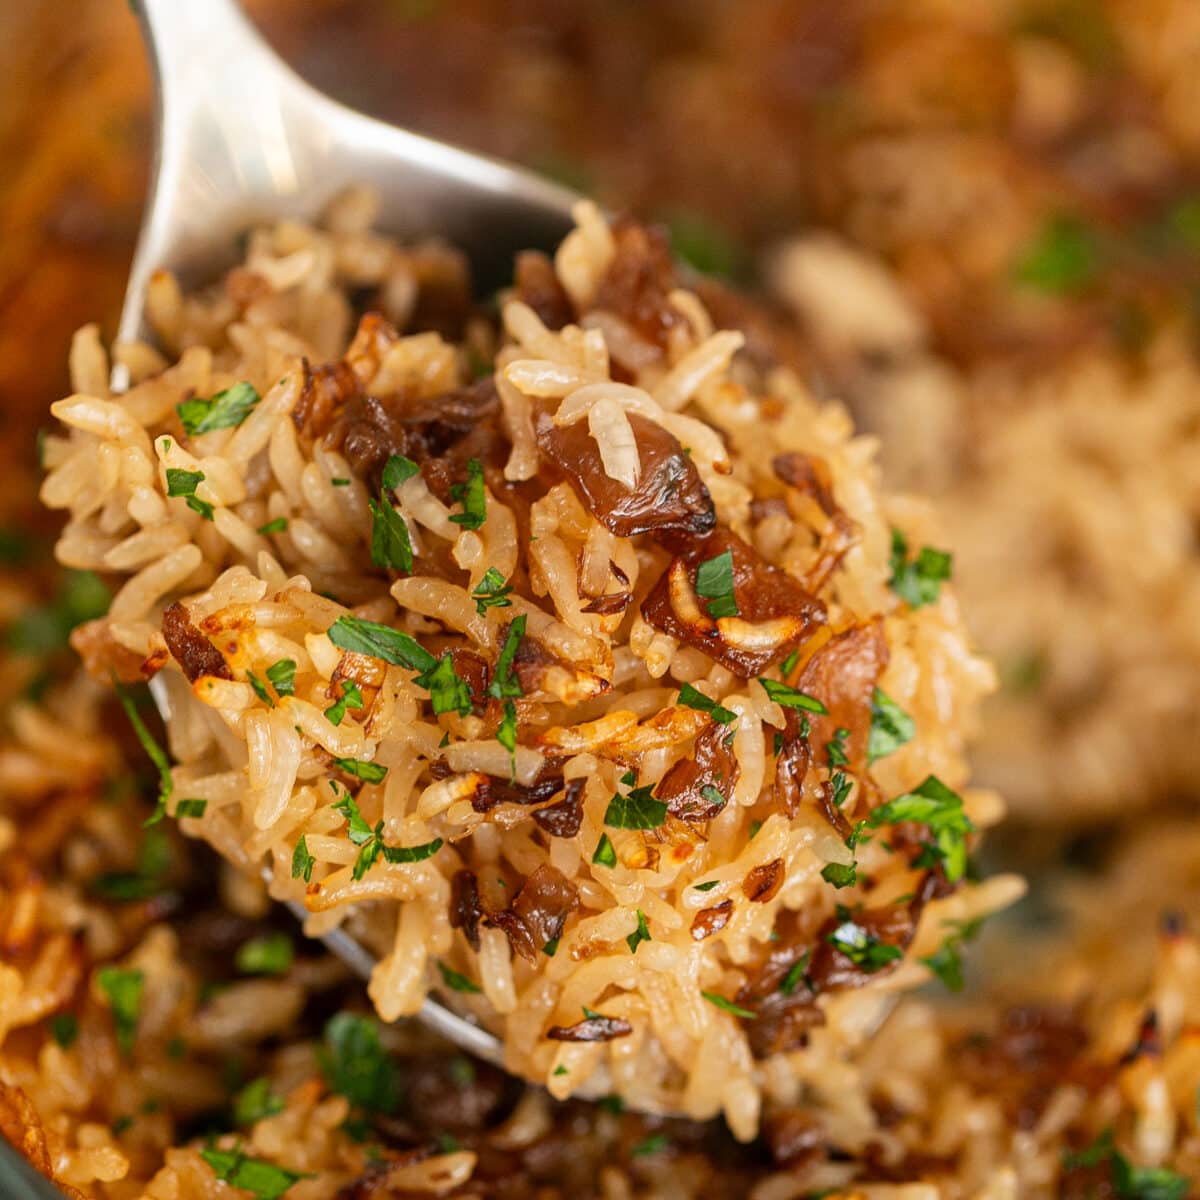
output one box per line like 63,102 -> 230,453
41,192 -> 1011,1136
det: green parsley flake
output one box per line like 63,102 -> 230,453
321,1012 -> 399,1114
416,654 -> 472,717
1061,1129 -> 1188,1200
324,680 -> 364,726
779,649 -> 800,676
334,793 -> 442,877
921,917 -> 985,993
177,381 -> 261,437
1013,213 -> 1101,295
821,861 -> 857,889
291,835 -> 315,883
496,699 -> 519,776
779,952 -> 811,996
382,454 -> 419,491
97,967 -> 144,1055
114,682 -> 174,827
331,477 -> 351,487
381,838 -> 443,865
826,728 -> 850,767
694,549 -> 738,619
757,678 -> 828,714
592,833 -> 617,868
49,1013 -> 79,1049
175,798 -> 207,819
232,1077 -> 285,1127
700,784 -> 727,812
471,567 -> 513,616
631,1133 -> 671,1158
266,659 -> 296,697
604,783 -> 668,831
436,961 -> 482,994
676,681 -> 736,725
488,616 -> 526,700
235,933 -> 294,976
888,529 -> 952,609
448,458 -> 487,529
257,516 -> 288,536
369,495 -> 413,573
328,615 -> 437,672
199,1145 -> 310,1200
868,688 -> 915,763
701,991 -> 756,1019
865,775 -> 974,883
692,880 -> 720,892
8,569 -> 110,658
825,920 -> 903,972
165,467 -> 204,497
333,757 -> 388,784
626,909 -> 651,954
247,670 -> 274,707
553,1064 -> 569,1077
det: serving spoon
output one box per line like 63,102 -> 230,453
117,0 -> 581,1074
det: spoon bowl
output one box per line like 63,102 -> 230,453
120,0 -> 581,1078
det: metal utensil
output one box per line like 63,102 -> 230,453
118,0 -> 580,1073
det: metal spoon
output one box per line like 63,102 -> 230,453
118,0 -> 580,1074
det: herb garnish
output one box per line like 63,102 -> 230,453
1061,1128 -> 1188,1200
1014,213 -> 1101,295
235,933 -> 294,976
694,549 -> 738,619
199,1144 -> 310,1200
436,961 -> 482,994
604,777 -> 668,831
321,1012 -> 399,1114
177,381 -> 260,436
419,654 -> 472,717
488,616 -> 526,700
888,529 -> 952,609
779,952 -> 811,996
825,920 -> 902,972
49,1013 -> 79,1049
471,567 -> 513,616
97,967 -> 144,1055
821,862 -> 857,889
631,1133 -> 671,1158
114,682 -> 174,826
676,681 -> 736,725
825,727 -> 849,767
266,658 -> 296,697
448,458 -> 487,529
334,792 -> 442,879
496,700 -> 519,778
701,991 -> 756,1019
333,757 -> 388,784
757,678 -> 828,713
863,775 -> 974,883
921,917 -> 985,993
232,1077 -> 285,1127
247,670 -> 274,707
867,688 -> 914,763
368,496 -> 413,573
626,910 -> 651,954
323,680 -> 363,726
592,833 -> 617,868
257,517 -> 288,535
291,835 -> 315,883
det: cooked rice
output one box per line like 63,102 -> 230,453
41,195 -> 1010,1134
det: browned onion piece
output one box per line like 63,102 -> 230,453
515,250 -> 574,331
743,858 -> 785,903
773,452 -> 859,592
641,529 -> 826,677
485,864 -> 579,963
656,721 -> 739,822
449,870 -> 482,951
537,410 -> 716,540
162,602 -> 231,684
691,898 -> 734,941
532,778 -> 585,838
591,219 -> 684,351
292,356 -> 361,439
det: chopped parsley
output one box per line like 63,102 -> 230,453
436,961 -> 482,994
328,615 -> 436,670
780,649 -> 800,676
888,529 -> 952,609
676,681 -> 736,725
331,477 -> 351,487
323,680 -> 364,726
333,757 -> 388,784
821,862 -> 857,889
626,910 -> 651,954
417,654 -> 471,717
8,569 -> 110,657
175,798 -> 207,818
921,917 -> 985,993
233,1077 -> 285,1126
97,967 -> 144,1055
334,791 -> 442,878
49,1013 -> 79,1049
1013,213 -> 1101,295
165,467 -> 205,497
757,678 -> 828,714
829,771 -> 852,810
592,833 -> 617,868
177,381 -> 261,436
693,880 -> 720,892
631,1133 -> 671,1158
321,1012 -> 399,1114
825,727 -> 850,767
369,496 -> 413,573
382,454 -> 420,491
114,682 -> 174,827
864,775 -> 974,883
604,779 -> 668,831
700,784 -> 727,812
825,920 -> 902,972
664,209 -> 745,279
91,827 -> 172,901
257,517 -> 288,535
266,658 -> 296,697
471,567 -> 513,616
868,688 -> 914,763
694,549 -> 738,619
487,616 -> 526,700
291,835 -> 315,883
199,1144 -> 310,1200
1062,1129 -> 1188,1200
235,933 -> 294,976
779,952 -> 811,996
701,991 -> 756,1019
247,670 -> 274,707
542,938 -> 559,957
496,700 -> 519,777
448,458 -> 487,529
